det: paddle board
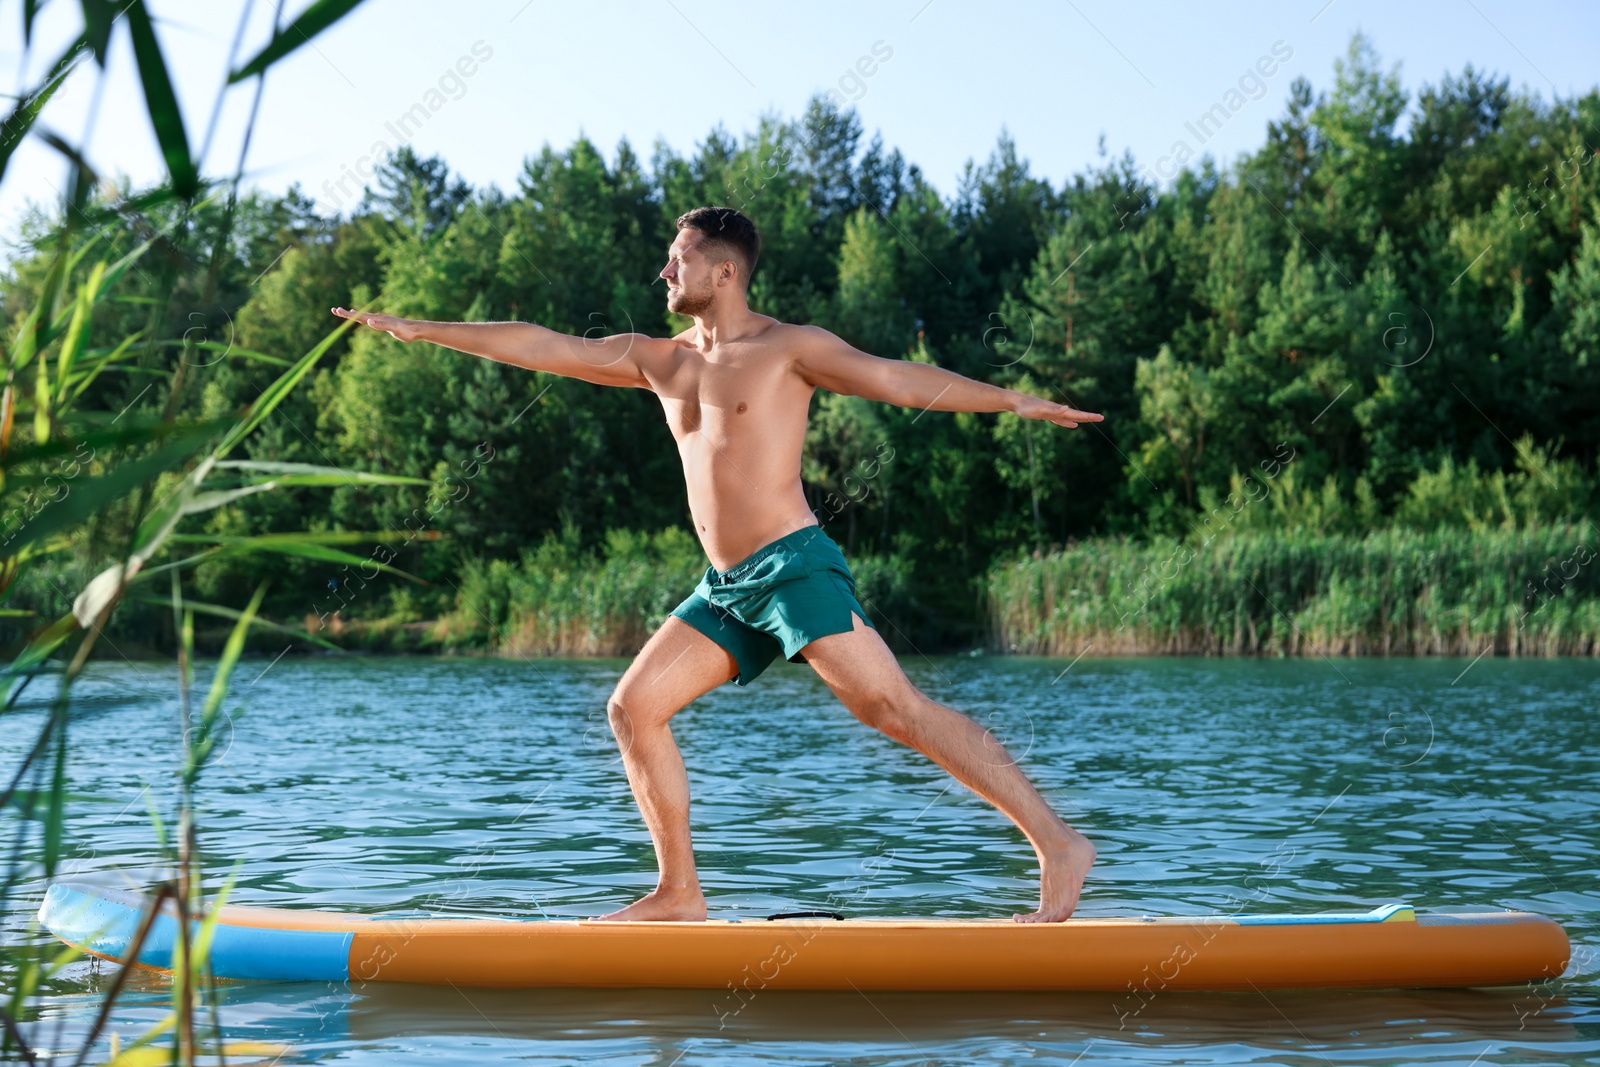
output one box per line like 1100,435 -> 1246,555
38,882 -> 1569,992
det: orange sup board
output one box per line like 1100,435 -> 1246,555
39,882 -> 1570,991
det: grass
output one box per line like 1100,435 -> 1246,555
1,4 -> 378,1063
984,523 -> 1600,657
439,525 -> 708,656
424,524 -> 927,658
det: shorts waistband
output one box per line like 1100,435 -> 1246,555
715,525 -> 830,581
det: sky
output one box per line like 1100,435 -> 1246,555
1,0 -> 1597,249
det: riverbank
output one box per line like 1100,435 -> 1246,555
985,524 -> 1598,657
295,525 -> 925,656
280,524 -> 1600,659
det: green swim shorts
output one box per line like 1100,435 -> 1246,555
670,525 -> 877,686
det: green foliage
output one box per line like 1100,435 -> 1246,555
1133,345 -> 1219,514
442,523 -> 929,657
229,0 -> 366,83
987,523 -> 1599,657
3,32 -> 1598,655
0,4 -> 402,1062
828,206 -> 915,356
1393,436 -> 1596,531
1,17 -> 1596,1055
442,525 -> 706,655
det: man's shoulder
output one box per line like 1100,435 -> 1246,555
635,332 -> 693,359
761,320 -> 833,348
767,319 -> 816,337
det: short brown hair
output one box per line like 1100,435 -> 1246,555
675,206 -> 761,290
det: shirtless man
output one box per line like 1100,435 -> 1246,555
331,205 -> 1102,922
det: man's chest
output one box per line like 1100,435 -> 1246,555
653,349 -> 804,438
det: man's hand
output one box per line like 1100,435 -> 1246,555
331,307 -> 422,342
1011,393 -> 1104,428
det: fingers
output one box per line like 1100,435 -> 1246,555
1056,407 -> 1100,428
1028,403 -> 1102,428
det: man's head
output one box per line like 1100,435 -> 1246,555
662,206 -> 761,316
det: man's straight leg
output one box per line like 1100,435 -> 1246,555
799,611 -> 1097,922
596,615 -> 738,921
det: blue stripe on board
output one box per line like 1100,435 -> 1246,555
39,883 -> 351,982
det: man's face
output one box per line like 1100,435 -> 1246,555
660,230 -> 718,316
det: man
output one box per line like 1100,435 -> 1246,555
332,205 -> 1101,922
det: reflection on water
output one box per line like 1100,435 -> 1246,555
4,654 -> 1597,1065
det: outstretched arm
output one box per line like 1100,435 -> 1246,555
330,308 -> 653,389
790,325 -> 1102,428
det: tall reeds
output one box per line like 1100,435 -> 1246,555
2,4 -> 380,1064
441,525 -> 708,656
985,524 -> 1599,657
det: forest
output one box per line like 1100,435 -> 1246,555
4,34 -> 1597,656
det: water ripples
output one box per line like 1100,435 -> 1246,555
2,654 -> 1595,1064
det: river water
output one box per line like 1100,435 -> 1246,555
3,653 -> 1596,1065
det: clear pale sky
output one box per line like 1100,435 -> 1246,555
2,0 -> 1596,248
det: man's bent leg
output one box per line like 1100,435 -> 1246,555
799,612 -> 1096,922
596,615 -> 738,921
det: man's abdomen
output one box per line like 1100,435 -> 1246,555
679,432 -> 815,572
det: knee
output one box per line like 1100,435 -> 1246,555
605,695 -> 626,732
606,691 -> 660,742
848,687 -> 918,743
606,695 -> 641,755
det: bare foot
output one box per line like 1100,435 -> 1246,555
595,884 -> 707,922
1013,829 -> 1096,922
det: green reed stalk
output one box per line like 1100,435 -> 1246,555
984,524 -> 1599,657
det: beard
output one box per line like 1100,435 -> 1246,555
667,281 -> 714,316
